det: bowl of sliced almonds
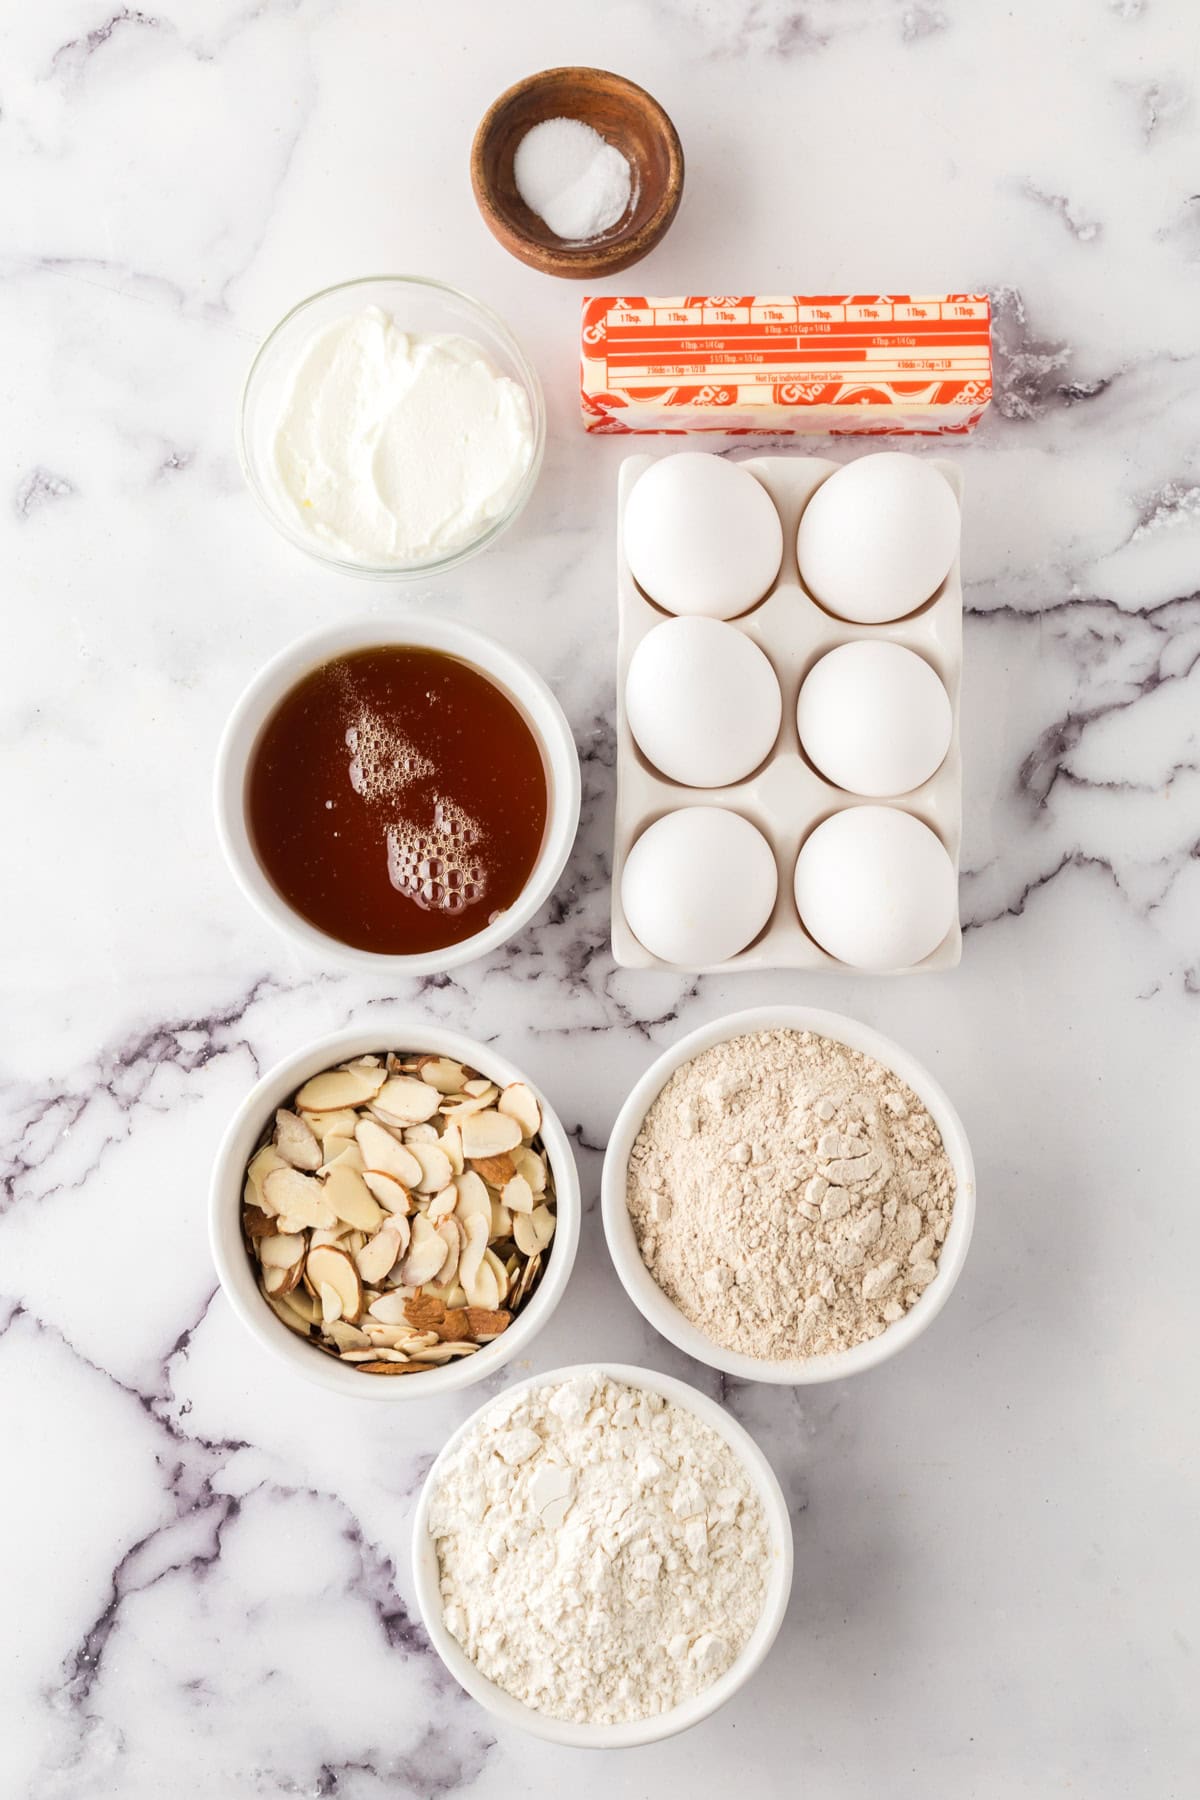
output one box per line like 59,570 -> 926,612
210,1024 -> 580,1396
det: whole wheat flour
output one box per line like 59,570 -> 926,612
627,1029 -> 957,1359
427,1370 -> 769,1724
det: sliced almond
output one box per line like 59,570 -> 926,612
247,1144 -> 288,1211
512,1145 -> 548,1195
435,1216 -> 463,1289
319,1280 -> 344,1324
460,1109 -> 522,1160
260,1231 -> 306,1268
439,1121 -> 464,1175
263,1167 -> 337,1231
431,1306 -> 473,1342
355,1225 -> 403,1286
400,1212 -> 450,1286
305,1244 -> 363,1323
513,1211 -> 544,1258
483,1247 -> 511,1301
438,1089 -> 499,1119
414,1341 -> 467,1364
457,1212 -> 490,1302
453,1170 -> 492,1226
418,1055 -> 468,1093
501,1173 -> 535,1215
361,1169 -> 413,1216
513,1251 -> 541,1307
427,1185 -> 457,1223
490,1199 -> 512,1238
533,1205 -> 557,1251
403,1294 -> 446,1328
514,1205 -> 557,1257
498,1082 -> 541,1141
470,1152 -> 516,1187
300,1106 -> 359,1144
372,1076 -> 440,1126
309,1223 -> 352,1249
318,1130 -> 361,1173
273,1109 -> 322,1171
266,1293 -> 312,1336
408,1139 -> 453,1194
463,1078 -> 495,1098
403,1122 -> 439,1145
279,1282 -> 319,1325
325,1318 -> 370,1352
242,1205 -> 275,1240
463,1253 -> 501,1311
355,1119 -> 422,1187
368,1290 -> 415,1326
355,1361 -> 439,1376
362,1321 -> 435,1348
465,1305 -> 512,1338
294,1066 -> 385,1111
323,1161 -> 384,1233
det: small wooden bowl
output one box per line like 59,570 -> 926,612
471,67 -> 684,280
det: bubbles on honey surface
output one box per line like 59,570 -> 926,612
386,796 -> 490,914
345,711 -> 434,803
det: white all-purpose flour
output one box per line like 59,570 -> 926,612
427,1371 -> 769,1724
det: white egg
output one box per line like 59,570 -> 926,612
625,618 -> 782,788
794,806 -> 956,970
623,453 -> 783,619
797,453 -> 960,624
621,808 -> 778,966
797,641 -> 952,797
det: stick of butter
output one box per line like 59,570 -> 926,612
581,294 -> 991,436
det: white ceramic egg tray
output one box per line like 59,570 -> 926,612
611,453 -> 963,974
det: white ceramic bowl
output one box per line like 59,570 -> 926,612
209,1023 -> 580,1401
213,616 -> 580,973
411,1361 -> 793,1745
602,1006 -> 975,1384
238,275 -> 545,579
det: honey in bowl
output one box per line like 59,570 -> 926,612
246,647 -> 549,954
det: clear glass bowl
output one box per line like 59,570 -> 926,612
237,275 -> 546,580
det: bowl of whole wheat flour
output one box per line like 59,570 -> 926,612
412,1363 -> 792,1745
602,1007 -> 975,1383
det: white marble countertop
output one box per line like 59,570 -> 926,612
3,0 -> 1197,1794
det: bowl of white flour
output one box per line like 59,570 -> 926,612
412,1363 -> 792,1745
602,1007 -> 975,1384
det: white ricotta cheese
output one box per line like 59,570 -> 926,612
272,306 -> 534,566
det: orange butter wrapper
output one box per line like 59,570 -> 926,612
581,294 -> 991,435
